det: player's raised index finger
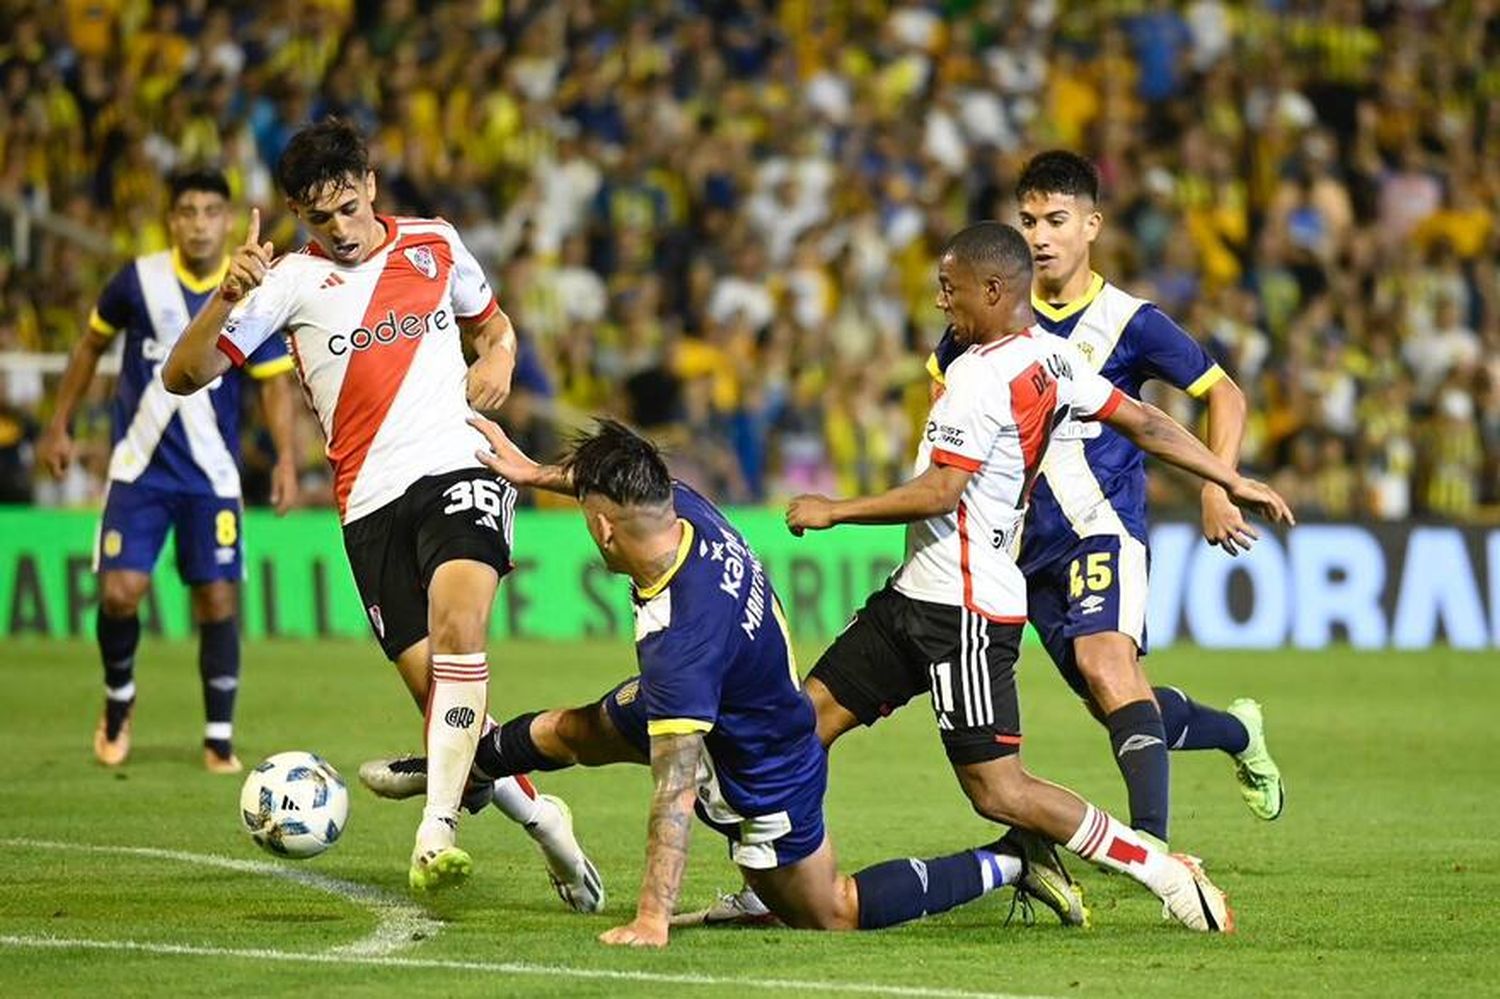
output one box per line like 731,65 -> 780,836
244,208 -> 260,247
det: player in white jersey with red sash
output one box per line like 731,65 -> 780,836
783,223 -> 1294,932
162,119 -> 601,907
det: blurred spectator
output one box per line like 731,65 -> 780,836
0,0 -> 1496,525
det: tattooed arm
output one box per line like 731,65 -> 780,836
598,731 -> 703,948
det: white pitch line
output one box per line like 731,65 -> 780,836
0,934 -> 1055,999
2,837 -> 440,956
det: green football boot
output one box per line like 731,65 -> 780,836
1227,698 -> 1284,820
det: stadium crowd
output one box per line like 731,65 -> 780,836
0,0 -> 1498,521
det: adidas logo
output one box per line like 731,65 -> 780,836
319,273 -> 345,290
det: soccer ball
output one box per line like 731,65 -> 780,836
239,751 -> 349,859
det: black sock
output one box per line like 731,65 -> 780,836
1155,686 -> 1250,754
853,850 -> 994,929
97,611 -> 141,738
199,618 -> 240,754
1105,698 -> 1171,842
472,711 -> 567,780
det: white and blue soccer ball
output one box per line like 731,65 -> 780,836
239,751 -> 349,859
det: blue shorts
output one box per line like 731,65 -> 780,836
95,480 -> 243,584
602,676 -> 828,870
1026,534 -> 1149,699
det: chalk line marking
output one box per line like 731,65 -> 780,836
2,837 -> 440,956
0,934 -> 1055,999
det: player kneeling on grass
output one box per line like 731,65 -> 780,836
161,117 -> 601,908
366,417 -> 1062,947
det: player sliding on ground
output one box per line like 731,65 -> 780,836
368,417 -> 1093,946
161,118 -> 602,908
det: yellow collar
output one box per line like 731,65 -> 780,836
173,248 -> 230,294
637,520 -> 695,600
1032,271 -> 1105,322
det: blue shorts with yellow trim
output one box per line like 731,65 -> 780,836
96,480 -> 243,584
602,675 -> 828,870
1026,534 -> 1149,699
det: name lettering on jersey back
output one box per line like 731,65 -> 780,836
713,527 -> 767,640
329,307 -> 452,356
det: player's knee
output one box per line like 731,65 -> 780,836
427,602 -> 489,653
190,583 -> 237,623
964,769 -> 1031,825
99,576 -> 145,618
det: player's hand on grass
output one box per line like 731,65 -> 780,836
221,208 -> 274,304
787,494 -> 837,536
270,458 -> 298,516
1226,476 -> 1295,528
469,415 -> 540,485
465,347 -> 514,412
1202,482 -> 1258,556
598,917 -> 669,948
37,425 -> 75,478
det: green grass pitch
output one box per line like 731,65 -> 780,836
0,638 -> 1494,997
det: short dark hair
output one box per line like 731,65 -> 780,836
167,167 -> 230,206
563,419 -> 673,507
940,221 -> 1033,282
276,118 -> 370,204
1016,150 -> 1100,204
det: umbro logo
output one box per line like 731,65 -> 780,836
1117,734 -> 1164,758
320,273 -> 345,290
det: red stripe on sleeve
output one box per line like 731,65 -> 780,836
460,297 -> 499,324
932,448 -> 982,472
1089,388 -> 1125,421
216,334 -> 246,367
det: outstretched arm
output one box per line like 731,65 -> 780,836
786,462 -> 972,535
469,415 -> 574,494
599,731 -> 702,948
1103,395 -> 1294,526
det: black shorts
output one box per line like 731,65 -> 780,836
342,468 -> 517,660
806,586 -> 1023,765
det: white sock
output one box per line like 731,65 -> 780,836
423,653 -> 489,825
1064,803 -> 1175,896
490,773 -> 543,826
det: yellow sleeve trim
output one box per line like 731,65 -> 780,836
247,355 -> 295,379
925,351 -> 945,385
647,718 -> 713,736
1184,364 -> 1227,399
636,519 -> 696,600
88,310 -> 120,337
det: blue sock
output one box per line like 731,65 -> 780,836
97,611 -> 140,738
199,618 -> 239,754
1105,699 -> 1170,842
852,846 -> 1020,929
1155,686 -> 1249,755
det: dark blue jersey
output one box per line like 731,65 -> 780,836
92,250 -> 291,497
633,482 -> 822,821
929,275 -> 1223,571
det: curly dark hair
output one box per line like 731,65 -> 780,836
1016,149 -> 1100,204
275,117 -> 370,205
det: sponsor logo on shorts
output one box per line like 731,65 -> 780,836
444,706 -> 476,729
1080,594 -> 1107,615
368,604 -> 384,638
102,530 -> 123,558
214,546 -> 237,565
